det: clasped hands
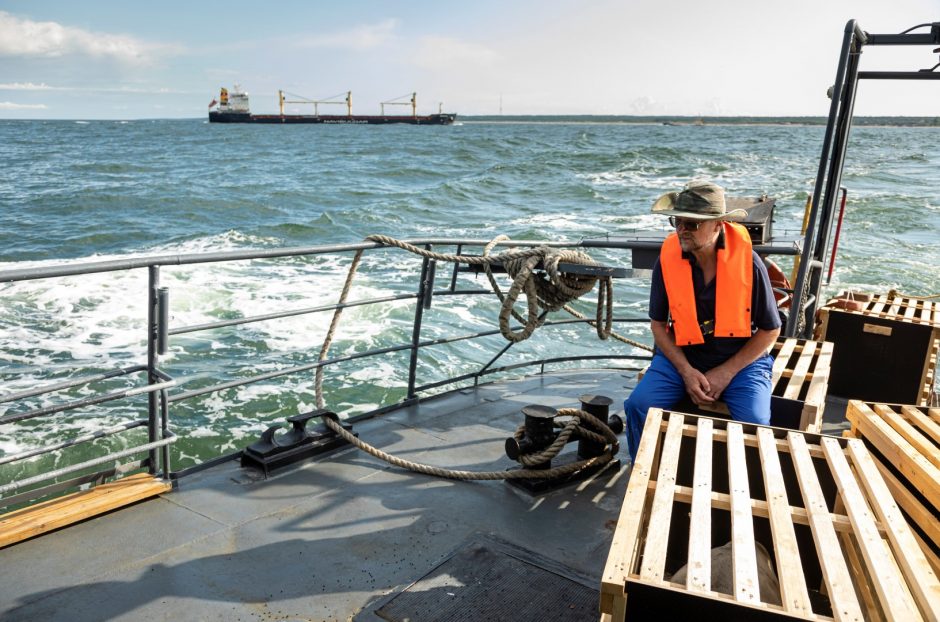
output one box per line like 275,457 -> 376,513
681,365 -> 735,406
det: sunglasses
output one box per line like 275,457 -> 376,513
668,216 -> 706,231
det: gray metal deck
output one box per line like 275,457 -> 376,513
0,368 -> 642,622
0,367 -> 853,622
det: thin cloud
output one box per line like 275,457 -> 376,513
297,18 -> 399,51
0,11 -> 182,63
0,102 -> 48,110
412,36 -> 498,69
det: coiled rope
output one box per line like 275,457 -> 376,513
314,234 -> 631,480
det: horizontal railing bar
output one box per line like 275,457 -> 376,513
170,293 -> 419,335
0,238 -> 597,283
167,315 -> 648,403
166,344 -> 414,403
0,380 -> 177,425
0,419 -> 148,466
0,460 -> 146,510
0,432 -> 176,495
0,364 -> 148,405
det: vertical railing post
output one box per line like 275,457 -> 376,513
147,266 -> 160,475
406,247 -> 433,400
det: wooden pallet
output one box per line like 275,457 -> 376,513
844,400 -> 940,576
691,337 -> 832,433
817,293 -> 940,406
600,409 -> 940,621
0,473 -> 171,548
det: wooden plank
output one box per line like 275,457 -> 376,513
846,401 -> 940,507
756,427 -> 811,615
0,474 -> 171,548
686,417 -> 713,594
871,294 -> 888,315
663,483 -> 860,535
821,437 -> 920,621
726,422 -> 759,604
783,341 -> 815,400
870,455 -> 940,546
772,338 -> 797,386
788,432 -> 864,621
900,405 -> 940,446
639,413 -> 685,581
904,300 -> 918,321
600,408 -> 664,614
848,440 -> 940,621
833,495 -> 883,621
874,404 -> 940,470
805,341 -> 834,408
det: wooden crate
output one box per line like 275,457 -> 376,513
694,337 -> 833,433
600,409 -> 940,621
844,400 -> 940,576
816,293 -> 940,405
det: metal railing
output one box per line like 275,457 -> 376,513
0,238 -> 650,507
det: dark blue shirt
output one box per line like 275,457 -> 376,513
648,243 -> 781,372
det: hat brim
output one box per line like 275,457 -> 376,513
651,192 -> 747,220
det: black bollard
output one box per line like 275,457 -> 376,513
505,404 -> 557,469
578,394 -> 614,458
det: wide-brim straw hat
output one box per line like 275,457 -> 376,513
651,180 -> 747,220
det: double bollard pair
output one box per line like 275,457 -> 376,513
505,394 -> 624,466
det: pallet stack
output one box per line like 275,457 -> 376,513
600,409 -> 940,621
844,400 -> 940,576
816,292 -> 940,406
693,336 -> 833,433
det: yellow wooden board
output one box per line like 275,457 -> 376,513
0,473 -> 171,548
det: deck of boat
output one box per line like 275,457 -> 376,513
0,367 -> 851,622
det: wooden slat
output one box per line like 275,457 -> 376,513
757,427 -> 811,615
788,432 -> 863,621
870,294 -> 888,315
901,405 -> 940,446
874,404 -> 940,470
805,342 -> 834,407
686,417 -> 713,594
821,437 -> 920,621
726,422 -> 759,604
663,482 -> 860,535
783,341 -> 815,400
772,338 -> 797,386
904,300 -> 918,320
847,401 -> 940,508
639,413 -> 685,581
0,473 -> 171,548
869,454 -> 940,546
600,408 -> 664,614
847,439 -> 940,621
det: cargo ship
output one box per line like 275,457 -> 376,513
207,85 -> 457,124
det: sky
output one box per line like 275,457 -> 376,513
0,0 -> 938,119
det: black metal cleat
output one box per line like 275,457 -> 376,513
241,409 -> 356,478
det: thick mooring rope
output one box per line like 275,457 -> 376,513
313,234 -> 627,480
321,407 -> 619,480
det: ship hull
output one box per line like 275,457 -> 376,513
209,111 -> 457,125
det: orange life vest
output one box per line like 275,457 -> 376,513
660,221 -> 753,346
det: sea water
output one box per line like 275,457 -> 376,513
1,119 -> 938,471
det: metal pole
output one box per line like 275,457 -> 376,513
147,266 -> 160,474
406,248 -> 433,399
786,20 -> 859,337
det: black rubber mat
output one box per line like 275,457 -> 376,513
370,538 -> 598,622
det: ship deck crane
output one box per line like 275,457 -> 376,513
278,91 -> 352,117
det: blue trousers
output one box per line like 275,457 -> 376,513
624,353 -> 774,461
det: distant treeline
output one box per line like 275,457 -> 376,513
462,115 -> 940,127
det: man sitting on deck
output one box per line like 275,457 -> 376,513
624,180 -> 781,461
